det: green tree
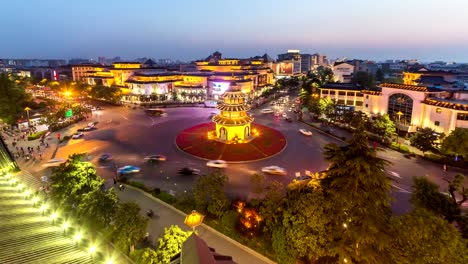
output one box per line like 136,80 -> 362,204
153,225 -> 192,263
323,124 -> 392,263
76,188 -> 118,232
441,128 -> 468,158
250,173 -> 266,198
319,97 -> 337,122
259,180 -> 285,234
49,154 -> 103,211
193,172 -> 229,218
110,202 -> 148,253
275,186 -> 333,263
0,73 -> 32,124
410,127 -> 439,153
375,69 -> 384,82
315,66 -> 334,85
352,71 -> 375,89
372,114 -> 396,140
389,209 -> 468,264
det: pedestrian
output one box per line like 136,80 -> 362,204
443,164 -> 447,171
46,142 -> 49,148
113,177 -> 117,185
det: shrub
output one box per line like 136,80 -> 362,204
127,181 -> 148,191
59,135 -> 71,143
151,187 -> 161,195
27,130 -> 47,141
390,142 -> 410,153
155,191 -> 177,204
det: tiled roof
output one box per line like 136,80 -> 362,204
381,83 -> 428,92
361,89 -> 382,95
320,83 -> 362,91
422,98 -> 468,111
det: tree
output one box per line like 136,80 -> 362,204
319,97 -> 337,122
76,188 -> 118,232
352,71 -> 375,89
49,154 -> 103,211
0,73 -> 32,124
375,69 -> 384,82
389,209 -> 468,264
259,180 -> 285,234
410,127 -> 439,153
315,66 -> 334,85
275,186 -> 333,263
110,202 -> 148,253
322,124 -> 393,263
153,225 -> 192,263
193,172 -> 229,218
441,128 -> 468,158
372,114 -> 396,140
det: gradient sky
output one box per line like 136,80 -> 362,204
1,0 -> 468,62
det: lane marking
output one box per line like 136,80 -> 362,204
392,184 -> 411,193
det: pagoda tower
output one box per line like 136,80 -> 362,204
212,82 -> 254,143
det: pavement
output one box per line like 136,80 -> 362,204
112,183 -> 275,264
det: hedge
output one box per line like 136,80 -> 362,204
27,130 -> 48,141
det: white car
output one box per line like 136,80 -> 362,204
261,108 -> 274,114
42,158 -> 66,168
299,129 -> 313,136
261,166 -> 287,175
281,113 -> 288,118
206,160 -> 228,168
72,132 -> 84,139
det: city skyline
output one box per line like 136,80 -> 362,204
1,0 -> 468,62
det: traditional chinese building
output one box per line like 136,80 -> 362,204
212,82 -> 254,143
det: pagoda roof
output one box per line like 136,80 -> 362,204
217,104 -> 250,112
212,115 -> 253,125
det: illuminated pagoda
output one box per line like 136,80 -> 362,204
212,81 -> 254,143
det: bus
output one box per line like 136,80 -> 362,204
144,108 -> 166,116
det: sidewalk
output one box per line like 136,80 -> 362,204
114,184 -> 275,264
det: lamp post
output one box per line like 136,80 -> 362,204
184,210 -> 204,232
24,107 -> 31,129
396,111 -> 403,150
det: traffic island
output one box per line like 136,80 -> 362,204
175,123 -> 286,162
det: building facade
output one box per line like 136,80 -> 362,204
332,62 -> 354,83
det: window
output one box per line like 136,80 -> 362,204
434,121 -> 440,126
322,90 -> 329,95
436,108 -> 442,114
356,101 -> 363,106
366,95 -> 369,99
338,91 -> 346,96
388,93 -> 413,125
365,104 -> 368,108
457,113 -> 468,121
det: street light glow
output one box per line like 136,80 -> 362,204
50,212 -> 58,220
89,245 -> 97,254
32,196 -> 39,204
16,183 -> 24,190
24,189 -> 32,196
62,221 -> 70,230
39,204 -> 48,212
73,232 -> 82,242
105,259 -> 114,264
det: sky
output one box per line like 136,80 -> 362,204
1,0 -> 468,62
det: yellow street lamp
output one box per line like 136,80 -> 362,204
24,107 -> 31,128
184,210 -> 204,231
396,111 -> 404,150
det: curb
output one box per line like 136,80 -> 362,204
123,184 -> 277,264
300,120 -> 347,143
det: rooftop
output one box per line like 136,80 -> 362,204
422,98 -> 468,111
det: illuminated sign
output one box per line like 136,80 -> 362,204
53,70 -> 58,80
212,82 -> 230,95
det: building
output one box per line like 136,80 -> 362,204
212,81 -> 254,142
300,54 -> 313,73
170,234 -> 235,264
332,62 -> 354,83
72,63 -> 105,81
276,50 -> 301,75
319,83 -> 364,111
361,83 -> 468,134
403,68 -> 460,89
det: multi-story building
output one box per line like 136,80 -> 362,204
72,63 -> 105,81
300,54 -> 313,73
319,83 -> 365,110
276,50 -> 301,75
403,68 -> 461,90
332,62 -> 354,83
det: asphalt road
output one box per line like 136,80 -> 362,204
23,97 -> 468,215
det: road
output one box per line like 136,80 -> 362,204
17,96 -> 468,215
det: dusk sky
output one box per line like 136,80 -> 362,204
2,0 -> 468,62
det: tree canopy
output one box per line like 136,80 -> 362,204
193,172 -> 229,218
410,127 -> 439,153
372,114 -> 396,139
441,128 -> 468,158
110,201 -> 148,253
0,73 -> 32,124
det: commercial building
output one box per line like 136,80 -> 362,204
332,62 -> 354,83
276,50 -> 302,75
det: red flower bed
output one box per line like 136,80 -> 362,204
176,123 -> 286,162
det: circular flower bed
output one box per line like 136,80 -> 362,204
176,123 -> 286,162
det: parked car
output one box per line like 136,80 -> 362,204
71,132 -> 84,139
117,165 -> 141,175
42,158 -> 66,168
299,129 -> 313,136
206,160 -> 228,168
178,167 -> 200,175
261,166 -> 287,175
144,154 -> 167,162
261,108 -> 274,114
99,153 -> 112,162
83,126 -> 96,131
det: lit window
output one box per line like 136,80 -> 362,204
436,108 -> 442,113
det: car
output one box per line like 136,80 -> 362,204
293,175 -> 313,182
261,166 -> 287,175
42,158 -> 66,168
285,117 -> 293,122
144,154 -> 167,162
83,126 -> 96,131
87,122 -> 95,128
99,153 -> 112,162
178,167 -> 200,175
261,108 -> 274,114
117,165 -> 141,175
299,129 -> 313,136
71,132 -> 84,139
206,160 -> 228,168
281,113 -> 288,118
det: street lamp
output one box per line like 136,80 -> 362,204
396,111 -> 403,150
184,210 -> 204,231
24,107 -> 31,128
